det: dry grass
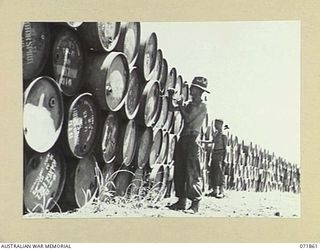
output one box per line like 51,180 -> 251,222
24,165 -> 167,218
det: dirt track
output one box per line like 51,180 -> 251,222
25,190 -> 300,218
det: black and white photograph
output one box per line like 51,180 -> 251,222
22,21 -> 300,218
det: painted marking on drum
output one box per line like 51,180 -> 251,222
58,48 -> 69,87
30,153 -> 57,201
69,109 -> 83,152
81,101 -> 95,138
144,54 -> 151,76
23,22 -> 34,65
56,65 -> 78,78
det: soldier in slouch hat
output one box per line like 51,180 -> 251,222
167,76 -> 209,214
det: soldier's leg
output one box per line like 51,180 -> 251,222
232,168 -> 236,190
209,159 -> 215,192
185,138 -> 202,213
264,180 -> 267,192
173,141 -> 187,199
217,155 -> 225,198
258,178 -> 262,192
186,157 -> 202,202
211,154 -> 220,196
224,175 -> 228,190
168,138 -> 187,210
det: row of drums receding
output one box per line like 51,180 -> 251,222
23,149 -> 175,212
22,22 -> 190,98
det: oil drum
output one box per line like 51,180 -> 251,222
100,112 -> 121,164
172,75 -> 183,107
84,52 -> 129,112
137,32 -> 158,81
181,81 -> 189,103
79,22 -> 121,52
133,127 -> 153,169
157,131 -> 169,164
151,49 -> 163,81
130,167 -> 145,197
148,164 -> 165,193
63,93 -> 99,158
124,66 -> 143,120
154,96 -> 169,130
58,154 -> 98,211
232,136 -> 240,165
69,155 -> 98,208
149,129 -> 163,166
23,76 -> 64,153
114,165 -> 135,197
115,22 -> 141,67
52,27 -> 84,96
23,149 -> 66,213
116,119 -> 137,166
160,165 -> 170,198
168,161 -> 175,182
167,134 -> 177,164
136,80 -> 160,127
22,22 -> 51,80
151,93 -> 162,128
159,58 -> 168,94
200,113 -> 209,140
165,67 -> 177,95
165,162 -> 175,198
162,110 -> 173,133
172,111 -> 184,136
204,123 -> 212,141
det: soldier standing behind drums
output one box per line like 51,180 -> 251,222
167,76 -> 209,214
209,119 -> 227,198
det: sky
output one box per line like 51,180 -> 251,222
142,21 -> 300,165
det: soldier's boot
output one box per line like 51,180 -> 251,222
185,200 -> 199,214
167,198 -> 187,210
215,186 -> 220,196
216,185 -> 225,199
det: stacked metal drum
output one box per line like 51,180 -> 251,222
22,22 -> 189,213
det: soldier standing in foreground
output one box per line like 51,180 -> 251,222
167,76 -> 209,214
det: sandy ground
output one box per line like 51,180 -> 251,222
24,190 -> 300,218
